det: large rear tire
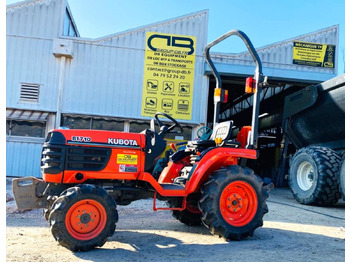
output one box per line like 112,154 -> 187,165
49,184 -> 118,251
199,165 -> 268,240
289,146 -> 341,206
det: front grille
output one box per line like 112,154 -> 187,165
41,144 -> 65,174
65,147 -> 111,171
41,145 -> 111,174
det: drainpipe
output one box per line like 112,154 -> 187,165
55,56 -> 66,128
52,38 -> 74,128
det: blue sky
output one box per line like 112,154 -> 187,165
6,0 -> 346,74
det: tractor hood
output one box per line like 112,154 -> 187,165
45,129 -> 145,149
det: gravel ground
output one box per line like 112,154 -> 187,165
6,179 -> 346,262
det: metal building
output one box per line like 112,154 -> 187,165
6,0 -> 339,178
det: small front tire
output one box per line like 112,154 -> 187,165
49,184 -> 118,251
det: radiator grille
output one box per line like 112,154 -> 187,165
65,147 -> 111,171
41,145 -> 111,174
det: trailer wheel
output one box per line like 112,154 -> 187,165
289,146 -> 341,206
199,165 -> 268,240
339,155 -> 345,200
49,184 -> 118,251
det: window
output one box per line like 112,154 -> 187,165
20,83 -> 39,103
62,116 -> 91,129
6,120 -> 45,138
129,120 -> 192,140
129,121 -> 150,133
61,115 -> 125,132
92,119 -> 124,131
63,9 -> 77,37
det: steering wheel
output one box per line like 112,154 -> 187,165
197,126 -> 213,140
154,112 -> 183,134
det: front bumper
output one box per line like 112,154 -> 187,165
12,177 -> 48,210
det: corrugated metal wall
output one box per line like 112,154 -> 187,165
6,36 -> 60,111
6,140 -> 43,177
61,10 -> 209,124
6,0 -> 209,177
209,25 -> 338,81
6,0 -> 65,38
6,0 -> 63,177
6,0 -> 339,179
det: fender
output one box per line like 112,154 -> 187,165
185,147 -> 257,194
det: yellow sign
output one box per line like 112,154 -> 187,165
293,41 -> 335,68
141,32 -> 196,120
117,154 -> 138,165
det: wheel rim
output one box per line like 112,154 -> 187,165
65,199 -> 107,241
219,181 -> 258,227
297,161 -> 314,191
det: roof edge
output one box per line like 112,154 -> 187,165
211,24 -> 339,58
90,9 -> 209,42
7,0 -> 50,9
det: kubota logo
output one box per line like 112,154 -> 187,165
108,138 -> 138,147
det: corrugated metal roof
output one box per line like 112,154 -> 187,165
208,25 -> 338,82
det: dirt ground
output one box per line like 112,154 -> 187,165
6,181 -> 345,262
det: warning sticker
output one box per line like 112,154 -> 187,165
141,32 -> 196,120
117,154 -> 138,165
293,41 -> 335,68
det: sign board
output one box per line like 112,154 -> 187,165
292,41 -> 335,68
141,32 -> 196,120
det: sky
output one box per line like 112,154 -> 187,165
5,0 -> 346,75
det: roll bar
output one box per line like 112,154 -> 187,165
204,29 -> 264,149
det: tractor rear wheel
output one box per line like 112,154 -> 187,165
168,199 -> 202,226
199,165 -> 268,240
49,184 -> 118,251
289,146 -> 341,206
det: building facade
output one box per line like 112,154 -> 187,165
6,0 -> 338,177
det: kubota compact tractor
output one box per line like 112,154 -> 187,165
13,30 -> 272,251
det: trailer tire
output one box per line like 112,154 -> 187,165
339,155 -> 345,200
199,165 -> 268,240
289,146 -> 341,206
49,184 -> 118,251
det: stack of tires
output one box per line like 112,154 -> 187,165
289,146 -> 345,206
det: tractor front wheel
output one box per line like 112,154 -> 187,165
199,165 -> 268,240
49,184 -> 118,251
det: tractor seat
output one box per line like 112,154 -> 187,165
188,121 -> 239,149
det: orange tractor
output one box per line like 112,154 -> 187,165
13,30 -> 272,251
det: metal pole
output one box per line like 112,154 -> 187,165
55,56 -> 66,128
